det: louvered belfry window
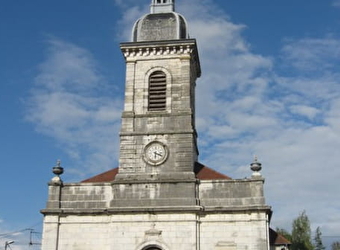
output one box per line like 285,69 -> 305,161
148,71 -> 167,111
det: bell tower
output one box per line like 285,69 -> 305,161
116,0 -> 201,181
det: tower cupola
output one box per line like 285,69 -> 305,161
132,0 -> 188,42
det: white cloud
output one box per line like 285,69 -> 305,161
35,38 -> 103,91
281,37 -> 340,72
25,38 -> 122,177
332,0 -> 340,7
289,104 -> 320,120
325,98 -> 340,133
114,1 -> 149,41
114,0 -> 144,9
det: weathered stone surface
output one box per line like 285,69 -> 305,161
44,178 -> 269,212
117,40 -> 200,180
133,12 -> 188,42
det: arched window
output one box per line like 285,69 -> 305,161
148,71 -> 167,111
143,247 -> 162,250
140,242 -> 165,250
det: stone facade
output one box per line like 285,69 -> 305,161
41,1 -> 272,249
41,212 -> 269,250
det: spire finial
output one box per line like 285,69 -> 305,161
250,155 -> 262,177
53,159 -> 64,176
50,159 -> 64,185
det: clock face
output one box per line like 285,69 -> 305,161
144,142 -> 168,165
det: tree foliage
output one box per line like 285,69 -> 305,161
291,211 -> 313,250
314,226 -> 325,250
332,241 -> 340,250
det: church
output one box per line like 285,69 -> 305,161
40,1 -> 278,249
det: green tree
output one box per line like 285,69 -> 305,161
314,227 -> 325,250
332,241 -> 340,250
291,211 -> 313,250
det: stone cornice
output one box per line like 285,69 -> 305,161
41,205 -> 272,216
121,44 -> 193,57
119,130 -> 197,136
121,110 -> 193,118
120,39 -> 201,76
120,39 -> 197,50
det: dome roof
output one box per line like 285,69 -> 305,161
132,4 -> 188,42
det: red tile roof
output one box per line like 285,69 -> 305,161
194,162 -> 231,180
82,162 -> 231,183
269,228 -> 291,246
82,167 -> 119,183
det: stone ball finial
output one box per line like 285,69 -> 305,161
50,176 -> 62,185
250,156 -> 262,177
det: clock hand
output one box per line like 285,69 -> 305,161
155,152 -> 163,157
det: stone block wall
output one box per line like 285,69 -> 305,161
42,177 -> 271,250
41,211 -> 269,250
110,180 -> 198,207
118,133 -> 197,176
200,212 -> 269,250
45,178 -> 267,211
199,179 -> 266,208
46,183 -> 112,210
42,213 -> 199,250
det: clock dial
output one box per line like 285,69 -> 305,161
144,142 -> 168,165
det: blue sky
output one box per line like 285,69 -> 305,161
1,0 -> 340,249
